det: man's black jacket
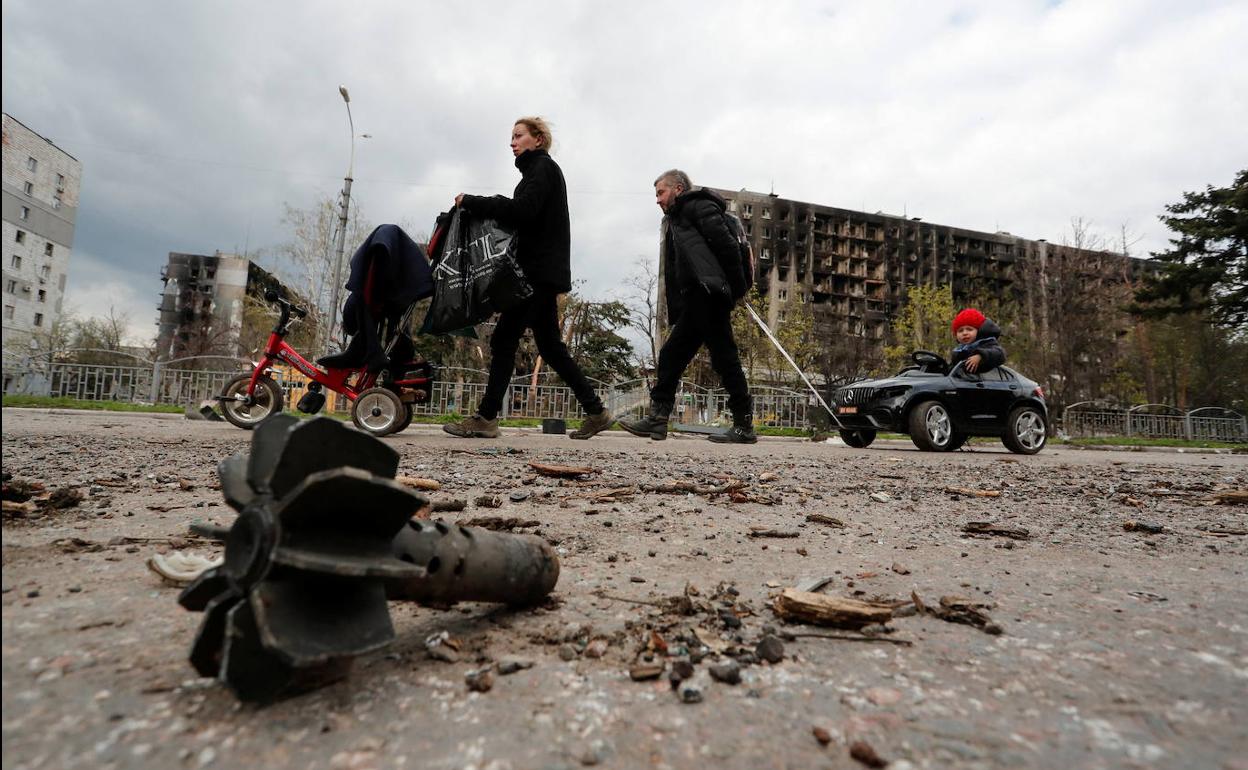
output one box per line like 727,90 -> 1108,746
662,187 -> 745,323
459,149 -> 571,293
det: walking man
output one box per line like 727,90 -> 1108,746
620,170 -> 756,444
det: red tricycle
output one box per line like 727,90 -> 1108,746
217,290 -> 434,437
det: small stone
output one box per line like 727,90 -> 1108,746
678,683 -> 703,703
26,589 -> 40,598
629,576 -> 646,583
812,725 -> 833,746
718,609 -> 741,629
648,550 -> 657,557
869,492 -> 891,503
509,490 -> 530,502
606,554 -> 618,563
849,739 -> 888,768
890,562 -> 910,575
708,660 -> 741,685
584,639 -> 609,659
689,647 -> 708,664
465,667 -> 495,692
497,659 -> 534,676
559,644 -> 579,661
667,659 -> 695,688
68,586 -> 82,593
629,662 -> 665,681
755,635 -> 785,664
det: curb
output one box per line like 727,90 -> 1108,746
1058,442 -> 1241,455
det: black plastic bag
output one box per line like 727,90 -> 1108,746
422,208 -> 532,334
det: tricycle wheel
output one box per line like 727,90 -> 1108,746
392,404 -> 415,434
351,387 -> 405,437
838,429 -> 877,448
219,374 -> 284,430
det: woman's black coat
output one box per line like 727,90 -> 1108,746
459,149 -> 571,293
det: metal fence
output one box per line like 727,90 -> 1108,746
1063,402 -> 1247,443
8,355 -> 1245,441
2,357 -> 819,429
3,353 -> 257,407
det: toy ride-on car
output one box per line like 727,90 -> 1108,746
831,350 -> 1049,454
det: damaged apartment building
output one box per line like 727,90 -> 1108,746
706,188 -> 1145,348
155,252 -> 294,361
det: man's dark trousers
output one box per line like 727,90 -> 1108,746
477,287 -> 604,420
651,290 -> 751,415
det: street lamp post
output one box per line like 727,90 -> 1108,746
325,85 -> 355,355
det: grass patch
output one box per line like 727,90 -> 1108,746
2,395 -> 184,414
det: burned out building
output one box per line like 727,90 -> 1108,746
706,188 -> 1145,346
155,252 -> 292,361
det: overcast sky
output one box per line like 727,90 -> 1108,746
3,0 -> 1246,345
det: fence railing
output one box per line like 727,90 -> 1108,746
1063,402 -> 1247,443
6,356 -> 1245,441
2,359 -> 819,429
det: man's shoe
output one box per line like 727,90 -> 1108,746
709,413 -> 758,444
570,410 -> 614,440
442,414 -> 500,438
619,414 -> 669,440
708,424 -> 758,444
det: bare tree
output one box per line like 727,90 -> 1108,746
619,256 -> 660,373
270,195 -> 372,351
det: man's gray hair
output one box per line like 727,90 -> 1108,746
654,169 -> 693,191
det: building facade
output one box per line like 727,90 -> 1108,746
155,251 -> 289,360
707,188 -> 1143,344
2,114 -> 82,356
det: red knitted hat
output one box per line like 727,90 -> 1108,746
952,308 -> 985,333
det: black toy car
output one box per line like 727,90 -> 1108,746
831,350 -> 1049,454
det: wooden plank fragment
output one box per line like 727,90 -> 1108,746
962,521 -> 1031,540
528,462 -> 597,478
396,476 -> 441,491
771,588 -> 894,629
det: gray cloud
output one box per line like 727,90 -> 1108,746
3,0 -> 1245,345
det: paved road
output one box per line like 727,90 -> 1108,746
3,409 -> 1246,770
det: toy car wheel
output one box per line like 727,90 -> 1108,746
839,429 -> 877,448
908,400 -> 955,451
351,387 -> 405,437
392,404 -> 415,435
219,374 -> 284,430
1002,406 -> 1047,454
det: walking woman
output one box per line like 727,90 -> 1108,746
444,117 -> 614,439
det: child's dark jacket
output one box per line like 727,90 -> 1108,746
951,318 -> 1006,373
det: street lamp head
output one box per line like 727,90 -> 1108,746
339,85 -> 351,103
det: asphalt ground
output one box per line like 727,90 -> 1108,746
3,409 -> 1246,770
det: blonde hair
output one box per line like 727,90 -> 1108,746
515,116 -> 553,152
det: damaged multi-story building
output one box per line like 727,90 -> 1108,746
2,113 -> 82,357
704,188 -> 1147,348
155,252 -> 295,361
